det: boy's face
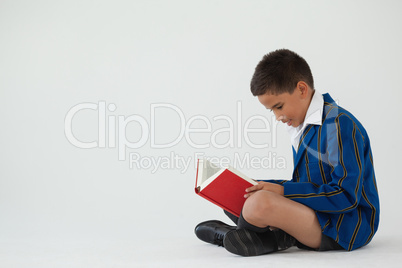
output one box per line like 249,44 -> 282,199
257,82 -> 312,128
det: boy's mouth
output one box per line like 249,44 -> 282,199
286,119 -> 292,126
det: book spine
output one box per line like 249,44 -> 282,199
195,159 -> 200,194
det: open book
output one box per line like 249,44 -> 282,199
195,159 -> 258,217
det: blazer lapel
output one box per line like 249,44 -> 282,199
293,125 -> 316,172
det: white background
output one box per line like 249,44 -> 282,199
1,0 -> 401,267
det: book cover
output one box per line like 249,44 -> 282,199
195,159 -> 257,217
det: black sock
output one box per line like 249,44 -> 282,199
236,211 -> 271,233
223,210 -> 239,225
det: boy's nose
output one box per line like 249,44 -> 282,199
276,115 -> 285,122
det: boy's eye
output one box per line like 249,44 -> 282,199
268,105 -> 283,112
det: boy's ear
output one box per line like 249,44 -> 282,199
296,81 -> 309,99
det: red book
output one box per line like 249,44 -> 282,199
195,159 -> 257,217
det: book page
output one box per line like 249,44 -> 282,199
227,166 -> 258,186
196,158 -> 258,191
197,159 -> 222,185
196,159 -> 225,191
202,161 -> 221,184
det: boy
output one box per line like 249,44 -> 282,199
195,49 -> 380,256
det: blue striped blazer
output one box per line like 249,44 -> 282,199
268,93 -> 379,251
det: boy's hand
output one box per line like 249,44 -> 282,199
244,181 -> 284,198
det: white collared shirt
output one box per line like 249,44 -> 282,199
286,90 -> 324,152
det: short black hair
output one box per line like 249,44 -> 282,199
250,49 -> 314,96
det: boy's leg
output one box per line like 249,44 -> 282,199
240,190 -> 322,249
223,210 -> 239,225
223,190 -> 324,255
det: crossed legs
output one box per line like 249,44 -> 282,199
242,190 -> 322,249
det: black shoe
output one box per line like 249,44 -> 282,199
223,228 -> 296,256
273,229 -> 297,250
195,220 -> 236,247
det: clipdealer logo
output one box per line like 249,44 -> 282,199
64,101 -> 287,173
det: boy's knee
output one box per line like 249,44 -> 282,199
242,191 -> 276,224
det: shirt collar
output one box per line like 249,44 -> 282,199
303,90 -> 324,127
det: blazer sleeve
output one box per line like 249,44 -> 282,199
259,179 -> 288,185
283,114 -> 365,214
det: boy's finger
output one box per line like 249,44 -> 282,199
245,186 -> 255,192
244,192 -> 255,198
245,184 -> 261,192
